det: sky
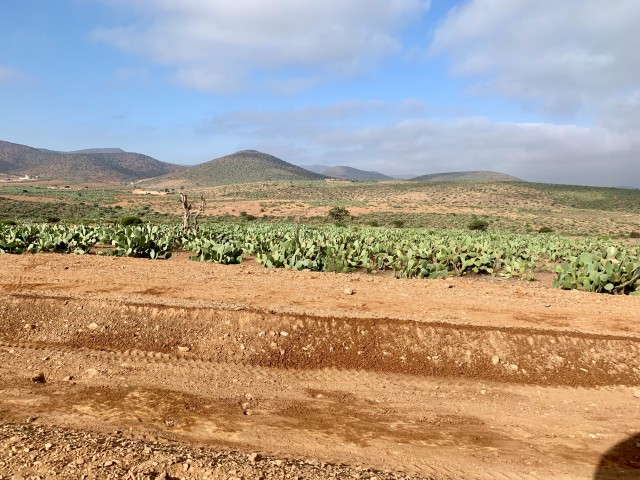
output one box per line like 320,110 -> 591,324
1,0 -> 639,187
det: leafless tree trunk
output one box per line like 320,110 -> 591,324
192,195 -> 206,232
180,194 -> 206,232
180,193 -> 192,232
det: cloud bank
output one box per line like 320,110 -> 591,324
94,0 -> 429,92
431,0 -> 640,120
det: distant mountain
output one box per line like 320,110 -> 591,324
69,148 -> 126,154
389,173 -> 417,180
297,164 -> 331,174
37,147 -> 126,154
411,171 -> 522,182
320,166 -> 393,181
298,164 -> 393,181
0,139 -> 182,182
153,150 -> 328,186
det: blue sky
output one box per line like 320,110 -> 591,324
1,0 -> 639,187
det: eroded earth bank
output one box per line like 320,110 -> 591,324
0,253 -> 639,479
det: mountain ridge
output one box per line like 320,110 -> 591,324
0,139 -> 182,182
411,171 -> 522,182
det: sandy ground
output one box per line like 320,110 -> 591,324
0,253 -> 639,479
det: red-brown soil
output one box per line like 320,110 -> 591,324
0,253 -> 638,479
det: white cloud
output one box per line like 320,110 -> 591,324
205,102 -> 640,187
431,0 -> 640,118
0,65 -> 27,83
112,67 -> 148,82
94,0 -> 429,92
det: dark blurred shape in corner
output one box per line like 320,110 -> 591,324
594,433 -> 640,479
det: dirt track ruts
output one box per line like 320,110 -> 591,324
0,253 -> 639,479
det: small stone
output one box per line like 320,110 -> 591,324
632,388 -> 640,398
44,443 -> 53,451
26,416 -> 38,423
491,356 -> 500,365
248,452 -> 260,464
103,460 -> 115,467
274,460 -> 283,466
87,323 -> 99,330
177,346 -> 190,353
76,457 -> 85,465
63,375 -> 74,381
344,288 -> 354,295
155,473 -> 167,480
183,463 -> 190,472
84,368 -> 100,378
31,373 -> 46,383
279,331 -> 289,337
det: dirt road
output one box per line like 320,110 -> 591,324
0,253 -> 638,479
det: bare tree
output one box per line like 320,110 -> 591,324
179,194 -> 206,232
192,195 -> 206,231
179,193 -> 192,232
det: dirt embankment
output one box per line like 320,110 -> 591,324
0,253 -> 639,480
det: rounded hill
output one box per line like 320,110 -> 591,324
154,150 -> 328,186
410,171 -> 521,182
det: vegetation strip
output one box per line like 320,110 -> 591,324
1,222 -> 639,294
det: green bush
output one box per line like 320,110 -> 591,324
327,206 -> 350,222
119,216 -> 143,227
0,219 -> 17,226
468,219 -> 489,231
630,231 -> 640,239
46,216 -> 61,224
538,226 -> 554,233
393,220 -> 405,228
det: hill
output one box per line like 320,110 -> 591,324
411,171 -> 521,182
317,166 -> 393,181
154,150 -> 328,186
298,164 -> 393,181
298,164 -> 331,175
0,140 -> 182,182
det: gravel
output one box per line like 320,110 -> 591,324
0,422 -> 435,480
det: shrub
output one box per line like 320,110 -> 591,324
538,226 -> 554,233
46,216 -> 61,224
119,216 -> 143,227
393,220 -> 405,228
0,219 -> 17,226
468,219 -> 489,231
630,231 -> 640,239
368,220 -> 380,227
327,206 -> 350,222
